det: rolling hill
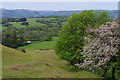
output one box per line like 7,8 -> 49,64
2,45 -> 99,78
1,9 -> 55,18
18,37 -> 58,50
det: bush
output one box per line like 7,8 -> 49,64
44,34 -> 52,41
21,21 -> 29,26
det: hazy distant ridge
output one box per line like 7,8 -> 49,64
0,8 -> 118,19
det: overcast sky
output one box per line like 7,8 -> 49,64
1,2 -> 119,11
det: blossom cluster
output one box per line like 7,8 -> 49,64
77,20 -> 120,69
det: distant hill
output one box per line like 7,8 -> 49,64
1,9 -> 56,18
0,8 -> 118,19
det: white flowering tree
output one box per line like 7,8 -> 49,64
76,20 -> 120,79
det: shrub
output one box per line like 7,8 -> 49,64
44,34 -> 52,41
21,21 -> 29,26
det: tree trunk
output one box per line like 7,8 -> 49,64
111,67 -> 116,80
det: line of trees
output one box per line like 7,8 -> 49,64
2,18 -> 27,24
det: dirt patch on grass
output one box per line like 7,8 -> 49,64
9,62 -> 37,71
46,63 -> 52,67
10,67 -> 19,71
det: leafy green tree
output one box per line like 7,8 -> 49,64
2,27 -> 26,48
55,10 -> 111,65
2,27 -> 17,48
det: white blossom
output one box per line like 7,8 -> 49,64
77,21 -> 120,69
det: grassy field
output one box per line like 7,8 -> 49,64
18,37 -> 59,50
0,45 -> 2,79
18,41 -> 56,50
5,18 -> 59,29
9,22 -> 26,28
9,18 -> 46,29
2,45 -> 99,78
27,18 -> 46,26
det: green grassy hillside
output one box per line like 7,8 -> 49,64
9,18 -> 46,29
7,18 -> 59,29
18,37 -> 59,50
2,45 -> 99,78
27,18 -> 46,26
0,45 -> 2,79
18,41 -> 56,50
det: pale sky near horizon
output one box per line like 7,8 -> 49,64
1,0 -> 120,2
1,2 -> 119,11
